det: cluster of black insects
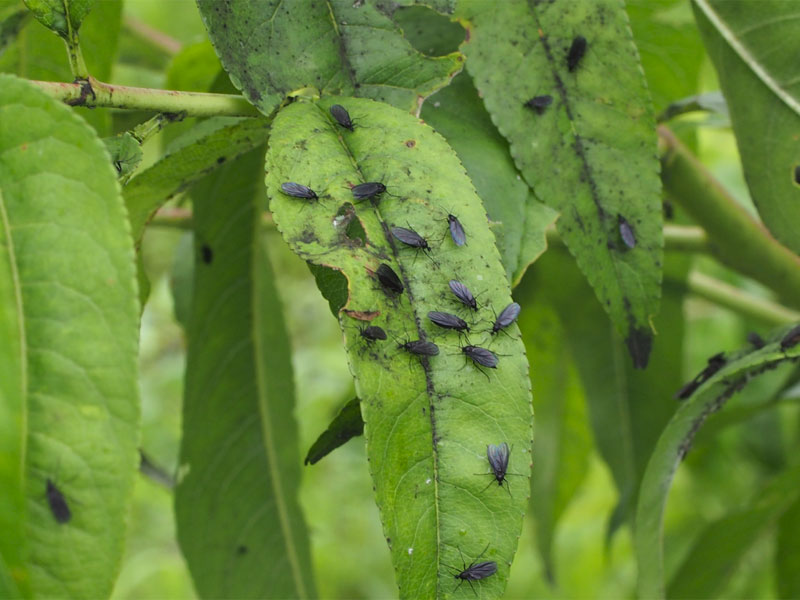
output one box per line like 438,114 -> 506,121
280,102 -> 529,592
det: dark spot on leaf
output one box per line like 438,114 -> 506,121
237,545 -> 248,555
405,140 -> 416,148
626,326 -> 652,369
217,156 -> 226,165
200,244 -> 213,264
794,165 -> 800,185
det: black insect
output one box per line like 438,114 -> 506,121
674,352 -> 727,400
747,332 -> 765,349
449,280 -> 478,311
200,244 -> 213,265
46,479 -> 71,524
330,104 -> 354,131
794,165 -> 800,186
524,94 -> 553,114
358,325 -> 387,344
486,442 -> 511,490
618,215 -> 636,249
491,302 -> 521,335
445,545 -> 498,596
376,263 -> 403,297
567,35 -> 588,72
447,214 -> 466,246
352,182 -> 387,201
398,339 -> 440,357
392,227 -> 432,254
781,324 -> 800,351
461,345 -> 498,379
281,182 -> 318,200
428,311 -> 469,333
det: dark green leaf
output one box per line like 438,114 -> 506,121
777,496 -> 800,599
308,262 -> 349,317
0,73 -> 140,598
457,0 -> 663,368
635,338 -> 800,599
196,0 -> 463,115
266,97 -> 532,599
693,0 -> 800,255
176,146 -> 316,598
516,280 -> 591,582
304,397 -> 364,465
666,463 -> 800,599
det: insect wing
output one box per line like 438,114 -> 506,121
363,326 -> 387,341
409,340 -> 439,356
392,226 -> 427,248
330,104 -> 354,130
449,280 -> 476,309
428,311 -> 468,331
525,95 -> 553,114
464,561 -> 498,581
494,302 -> 521,330
618,215 -> 636,249
281,182 -> 317,199
352,182 -> 386,200
487,442 -> 510,478
46,479 -> 71,523
448,214 -> 466,246
376,263 -> 403,295
464,345 -> 498,368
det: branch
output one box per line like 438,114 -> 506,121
659,125 -> 800,308
123,16 -> 181,56
683,271 -> 800,326
30,77 -> 261,118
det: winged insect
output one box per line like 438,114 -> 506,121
281,182 -> 318,200
567,35 -> 588,72
330,104 -> 354,131
443,544 -> 498,596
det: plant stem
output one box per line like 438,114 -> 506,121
130,113 -> 185,145
63,30 -> 88,79
682,271 -> 800,325
30,77 -> 261,118
123,16 -> 181,56
659,125 -> 800,308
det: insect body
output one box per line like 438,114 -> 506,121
491,302 -> 521,335
485,443 -> 510,490
567,35 -> 588,72
428,311 -> 469,333
398,339 -> 439,357
352,182 -> 387,201
747,332 -> 765,349
447,214 -> 466,246
281,182 -> 318,200
449,280 -> 478,311
376,263 -> 403,297
781,324 -> 800,351
330,104 -> 354,131
445,545 -> 498,596
359,325 -> 387,344
618,215 -> 636,249
675,352 -> 727,400
525,94 -> 553,114
46,479 -> 71,524
461,345 -> 498,379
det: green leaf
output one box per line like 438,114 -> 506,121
0,7 -> 28,52
102,132 -> 142,182
0,73 -> 140,598
196,0 -> 464,116
168,232 -> 193,329
515,281 -> 591,582
529,248 -> 683,537
176,146 -> 316,598
304,397 -> 364,466
391,5 -> 464,56
777,495 -> 800,599
666,463 -> 800,599
693,0 -> 800,256
457,0 -> 663,368
635,337 -> 800,599
421,71 -> 558,287
22,0 -> 94,38
122,116 -> 270,247
265,98 -> 533,599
